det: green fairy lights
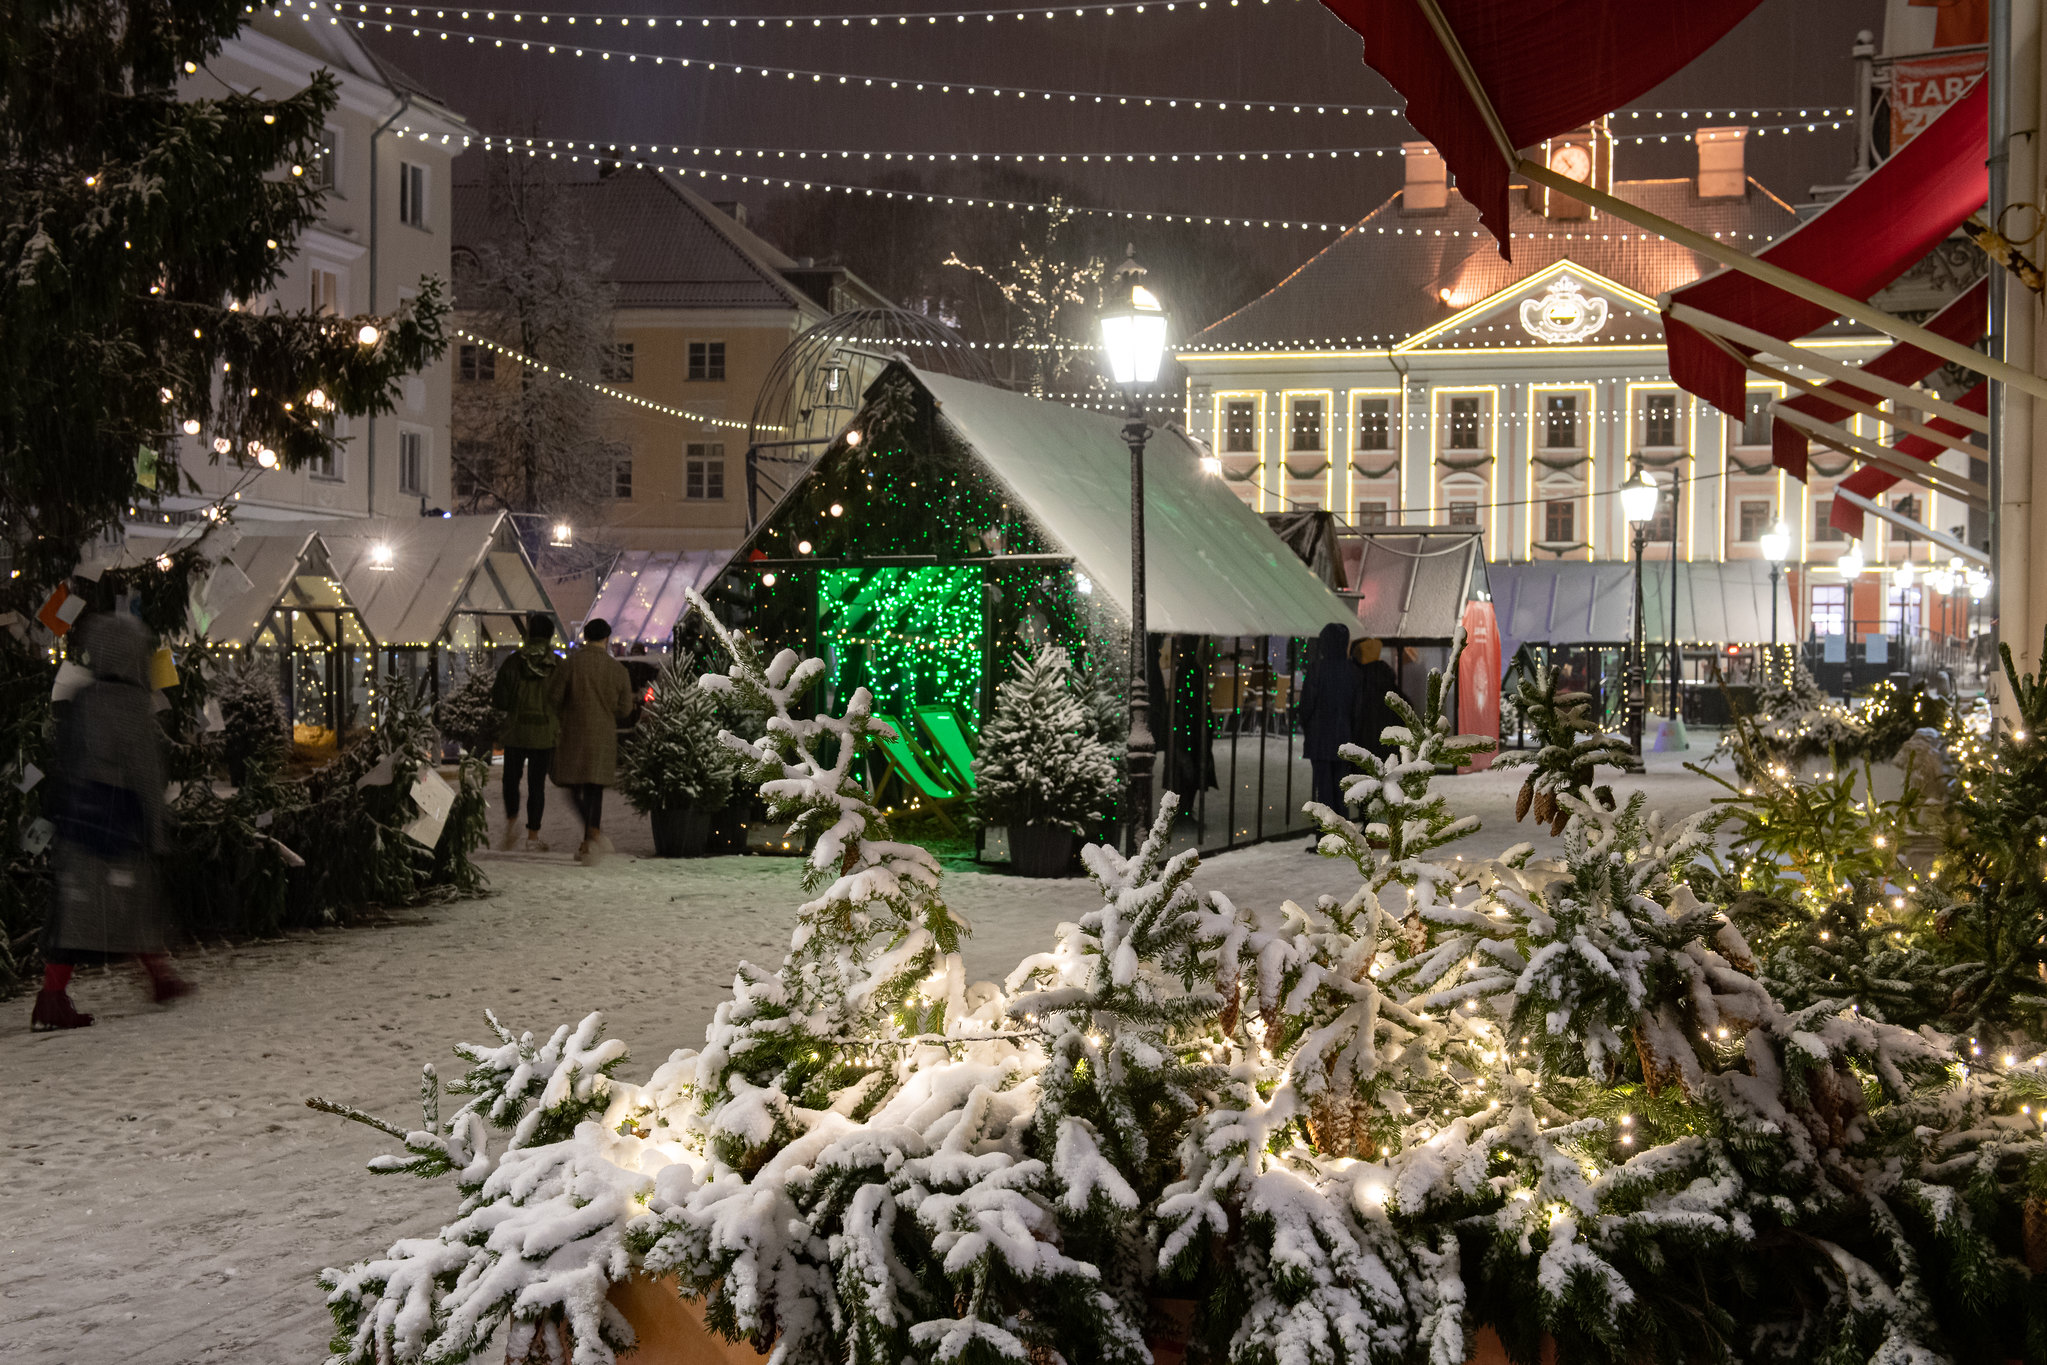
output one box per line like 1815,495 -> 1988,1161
819,566 -> 985,720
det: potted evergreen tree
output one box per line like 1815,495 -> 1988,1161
973,645 -> 1119,877
618,655 -> 739,858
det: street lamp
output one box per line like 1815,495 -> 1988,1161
1760,519 -> 1791,648
1098,247 -> 1168,847
1619,470 -> 1660,757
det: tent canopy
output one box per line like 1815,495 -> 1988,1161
1490,559 -> 1793,660
1341,529 -> 1488,642
194,531 -> 343,645
320,513 -> 554,648
589,549 -> 734,647
917,368 -> 1355,638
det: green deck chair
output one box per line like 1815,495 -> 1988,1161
914,705 -> 979,792
869,713 -> 962,804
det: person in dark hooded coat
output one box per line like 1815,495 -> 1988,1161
1352,637 -> 1402,759
1297,622 -> 1362,839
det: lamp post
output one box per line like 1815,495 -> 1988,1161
1098,248 -> 1169,848
1760,519 -> 1790,649
1619,470 -> 1660,757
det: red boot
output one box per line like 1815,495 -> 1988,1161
140,955 -> 192,1005
31,989 -> 93,1031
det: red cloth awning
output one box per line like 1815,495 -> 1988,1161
1665,79 -> 1988,417
1770,276 -> 1989,479
1829,381 -> 1987,538
1320,0 -> 1761,254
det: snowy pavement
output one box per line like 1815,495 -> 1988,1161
0,744 -> 1730,1364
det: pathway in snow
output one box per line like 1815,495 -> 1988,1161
0,747 -> 1726,1364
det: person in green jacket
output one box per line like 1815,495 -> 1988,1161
491,613 -> 562,852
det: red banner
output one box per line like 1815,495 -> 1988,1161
1456,599 -> 1501,771
1892,50 -> 1987,149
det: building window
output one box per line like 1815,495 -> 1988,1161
1739,390 -> 1771,446
1355,398 -> 1390,451
1357,500 -> 1388,527
311,444 -> 342,482
1891,493 -> 1921,538
601,343 -> 635,383
314,127 -> 339,193
453,440 -> 487,500
310,266 -> 341,316
1543,393 -> 1579,449
1813,498 -> 1845,542
1738,499 -> 1772,542
398,161 -> 428,228
1886,585 -> 1921,635
1810,584 -> 1848,638
1649,489 -> 1676,544
457,344 -> 495,383
1448,499 -> 1478,526
397,428 -> 425,496
1289,398 -> 1323,452
686,443 -> 725,500
1543,499 -> 1575,544
1223,400 -> 1256,453
613,454 -> 633,500
1642,393 -> 1678,448
687,340 -> 725,381
1447,396 -> 1483,450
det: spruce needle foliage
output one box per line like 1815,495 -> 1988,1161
972,644 -> 1119,834
617,653 -> 739,815
1496,644 -> 1636,834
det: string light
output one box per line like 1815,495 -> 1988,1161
453,328 -> 761,430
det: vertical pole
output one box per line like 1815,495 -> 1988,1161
1124,393 -> 1155,850
1770,564 -> 1781,647
1629,525 -> 1647,756
1989,0 -> 2010,661
1668,469 -> 1682,719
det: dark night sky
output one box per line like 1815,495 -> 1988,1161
358,0 -> 1887,301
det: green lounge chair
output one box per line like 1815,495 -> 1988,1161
870,713 -> 961,804
914,704 -> 980,792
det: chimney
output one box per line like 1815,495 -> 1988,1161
1401,142 -> 1447,213
712,199 -> 749,227
1694,126 -> 1748,198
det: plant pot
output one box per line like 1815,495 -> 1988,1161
1009,822 -> 1075,878
649,807 -> 714,858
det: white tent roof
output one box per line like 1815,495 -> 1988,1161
1342,530 -> 1487,640
321,513 -> 553,648
917,369 -> 1354,638
192,530 -> 340,645
588,549 -> 734,647
1491,559 -> 1794,657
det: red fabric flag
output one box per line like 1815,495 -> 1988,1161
1321,0 -> 1762,254
1771,276 -> 1988,480
1828,381 -> 1987,538
1665,79 -> 1988,417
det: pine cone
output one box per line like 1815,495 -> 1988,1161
1532,789 -> 1555,828
1515,778 -> 1533,823
1549,807 -> 1569,837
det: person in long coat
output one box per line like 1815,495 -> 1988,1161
1353,637 -> 1402,759
546,617 -> 636,866
1297,621 -> 1362,847
32,611 -> 191,1030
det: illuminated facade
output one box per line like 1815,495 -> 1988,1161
1176,131 -> 1961,642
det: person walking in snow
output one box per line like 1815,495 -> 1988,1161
1297,621 -> 1363,849
32,611 -> 190,1030
546,617 -> 636,866
1352,637 -> 1401,759
491,612 -> 562,853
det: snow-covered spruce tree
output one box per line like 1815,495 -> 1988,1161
434,664 -> 502,760
617,654 -> 739,815
212,649 -> 289,783
973,645 -> 1119,834
1496,644 -> 1636,834
0,2 -> 447,601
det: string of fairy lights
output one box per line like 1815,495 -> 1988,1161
453,329 -> 762,430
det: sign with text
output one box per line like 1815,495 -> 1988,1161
1891,51 -> 1986,149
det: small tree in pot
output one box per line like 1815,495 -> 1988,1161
618,655 -> 740,857
974,645 -> 1119,876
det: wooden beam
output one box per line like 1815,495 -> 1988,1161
1772,409 -> 1989,508
1668,302 -> 1993,431
1830,489 -> 1990,564
1410,0 -> 1521,165
1521,157 -> 2047,403
1765,389 -> 1980,462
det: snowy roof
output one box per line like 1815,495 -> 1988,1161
917,369 -> 1356,638
1340,530 -> 1488,642
320,513 -> 555,648
1490,559 -> 1793,656
191,530 -> 340,646
588,549 -> 736,647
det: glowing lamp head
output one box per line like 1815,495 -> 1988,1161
1894,557 -> 1914,589
1200,454 -> 1223,477
760,571 -> 777,587
369,541 -> 396,571
256,448 -> 278,468
1840,544 -> 1865,577
306,388 -> 327,410
829,503 -> 844,517
1619,471 -> 1660,526
1759,520 -> 1791,565
213,437 -> 232,455
1098,249 -> 1168,387
550,522 -> 573,548
844,429 -> 863,448
181,418 -> 201,436
356,323 -> 381,346
797,540 -> 813,555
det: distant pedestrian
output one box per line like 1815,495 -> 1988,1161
491,612 -> 561,853
1298,622 -> 1362,847
1352,637 -> 1401,759
546,617 -> 636,866
32,612 -> 190,1031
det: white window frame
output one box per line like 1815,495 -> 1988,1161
398,161 -> 428,229
397,426 -> 427,497
685,442 -> 726,500
316,126 -> 342,195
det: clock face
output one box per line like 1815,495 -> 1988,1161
1550,143 -> 1592,182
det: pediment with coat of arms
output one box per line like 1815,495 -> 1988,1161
1396,261 -> 1662,353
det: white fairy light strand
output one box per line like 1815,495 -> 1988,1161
455,329 -> 759,429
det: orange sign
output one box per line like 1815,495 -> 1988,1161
1891,51 -> 1986,149
1456,598 -> 1501,772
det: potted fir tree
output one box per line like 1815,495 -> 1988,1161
973,645 -> 1119,877
618,656 -> 740,858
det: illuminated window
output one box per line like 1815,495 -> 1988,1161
1813,498 -> 1845,542
1357,501 -> 1388,527
1544,394 -> 1579,449
1223,400 -> 1256,453
687,341 -> 725,381
1738,500 -> 1772,542
1447,396 -> 1483,450
1739,391 -> 1771,446
1356,398 -> 1391,451
1448,500 -> 1478,526
1642,393 -> 1678,448
1811,584 -> 1847,638
1543,500 -> 1575,544
1289,398 -> 1324,452
686,443 -> 725,500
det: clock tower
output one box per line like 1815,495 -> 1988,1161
1527,119 -> 1613,219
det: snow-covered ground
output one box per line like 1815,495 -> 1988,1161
0,744 -> 1729,1364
